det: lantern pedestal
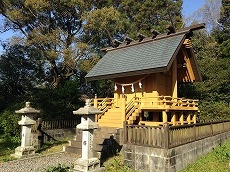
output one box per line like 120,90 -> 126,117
73,99 -> 104,172
11,102 -> 40,158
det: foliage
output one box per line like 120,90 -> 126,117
0,0 -> 184,88
0,0 -> 95,87
181,141 -> 230,172
214,0 -> 230,58
0,110 -> 21,139
31,79 -> 84,120
0,44 -> 46,112
197,101 -> 230,122
0,134 -> 19,162
104,154 -> 136,172
45,164 -> 73,172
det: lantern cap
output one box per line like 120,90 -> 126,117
15,102 -> 40,114
73,99 -> 102,115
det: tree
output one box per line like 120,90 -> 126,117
0,0 -> 95,87
0,0 -> 183,88
84,0 -> 183,46
214,0 -> 230,58
0,44 -> 46,111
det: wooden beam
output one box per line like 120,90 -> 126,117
172,58 -> 177,97
181,48 -> 195,82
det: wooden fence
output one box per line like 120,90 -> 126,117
124,120 -> 230,148
31,119 -> 80,132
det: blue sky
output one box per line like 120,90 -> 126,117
183,0 -> 205,18
0,0 -> 206,54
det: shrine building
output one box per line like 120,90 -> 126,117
85,23 -> 205,128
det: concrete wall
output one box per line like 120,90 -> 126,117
123,131 -> 230,172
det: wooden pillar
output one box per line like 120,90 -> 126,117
179,112 -> 184,125
162,111 -> 167,123
152,91 -> 159,106
172,58 -> 177,98
94,95 -> 98,122
121,97 -> 126,123
187,112 -> 191,124
93,94 -> 98,108
171,111 -> 176,126
192,113 -> 196,124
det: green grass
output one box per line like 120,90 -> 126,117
35,139 -> 68,155
0,134 -> 68,162
0,135 -> 19,162
181,141 -> 230,172
103,153 -> 137,172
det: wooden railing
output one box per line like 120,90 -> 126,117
140,96 -> 198,108
125,97 -> 140,121
124,120 -> 230,148
31,119 -> 80,132
124,124 -> 168,148
93,98 -> 114,121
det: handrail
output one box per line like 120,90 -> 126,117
94,98 -> 114,121
125,97 -> 141,122
140,96 -> 198,107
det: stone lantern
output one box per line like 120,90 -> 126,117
73,99 -> 104,172
12,102 -> 40,158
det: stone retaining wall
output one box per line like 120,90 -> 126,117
123,131 -> 230,172
31,128 -> 76,148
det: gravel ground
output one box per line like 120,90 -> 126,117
0,152 -> 80,172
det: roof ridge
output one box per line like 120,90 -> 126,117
102,23 -> 205,52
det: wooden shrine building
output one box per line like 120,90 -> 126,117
86,24 -> 205,128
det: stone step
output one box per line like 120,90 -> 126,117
93,132 -> 114,139
63,146 -> 82,154
69,140 -> 82,148
96,127 -> 119,133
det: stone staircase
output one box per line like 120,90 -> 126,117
64,126 -> 123,161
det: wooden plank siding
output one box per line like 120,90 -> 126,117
124,120 -> 230,149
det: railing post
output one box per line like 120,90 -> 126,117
163,122 -> 169,149
121,97 -> 126,123
94,94 -> 98,122
162,111 -> 167,123
123,121 -> 127,144
192,112 -> 197,124
94,94 -> 98,108
179,112 -> 184,125
37,118 -> 44,149
187,112 -> 191,124
171,111 -> 176,126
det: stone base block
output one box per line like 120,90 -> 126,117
11,146 -> 35,158
74,158 -> 105,172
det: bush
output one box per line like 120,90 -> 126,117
32,79 -> 83,120
104,154 -> 136,172
0,110 -> 21,139
198,101 -> 230,122
46,164 -> 73,172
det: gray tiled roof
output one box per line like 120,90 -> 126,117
86,34 -> 185,81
